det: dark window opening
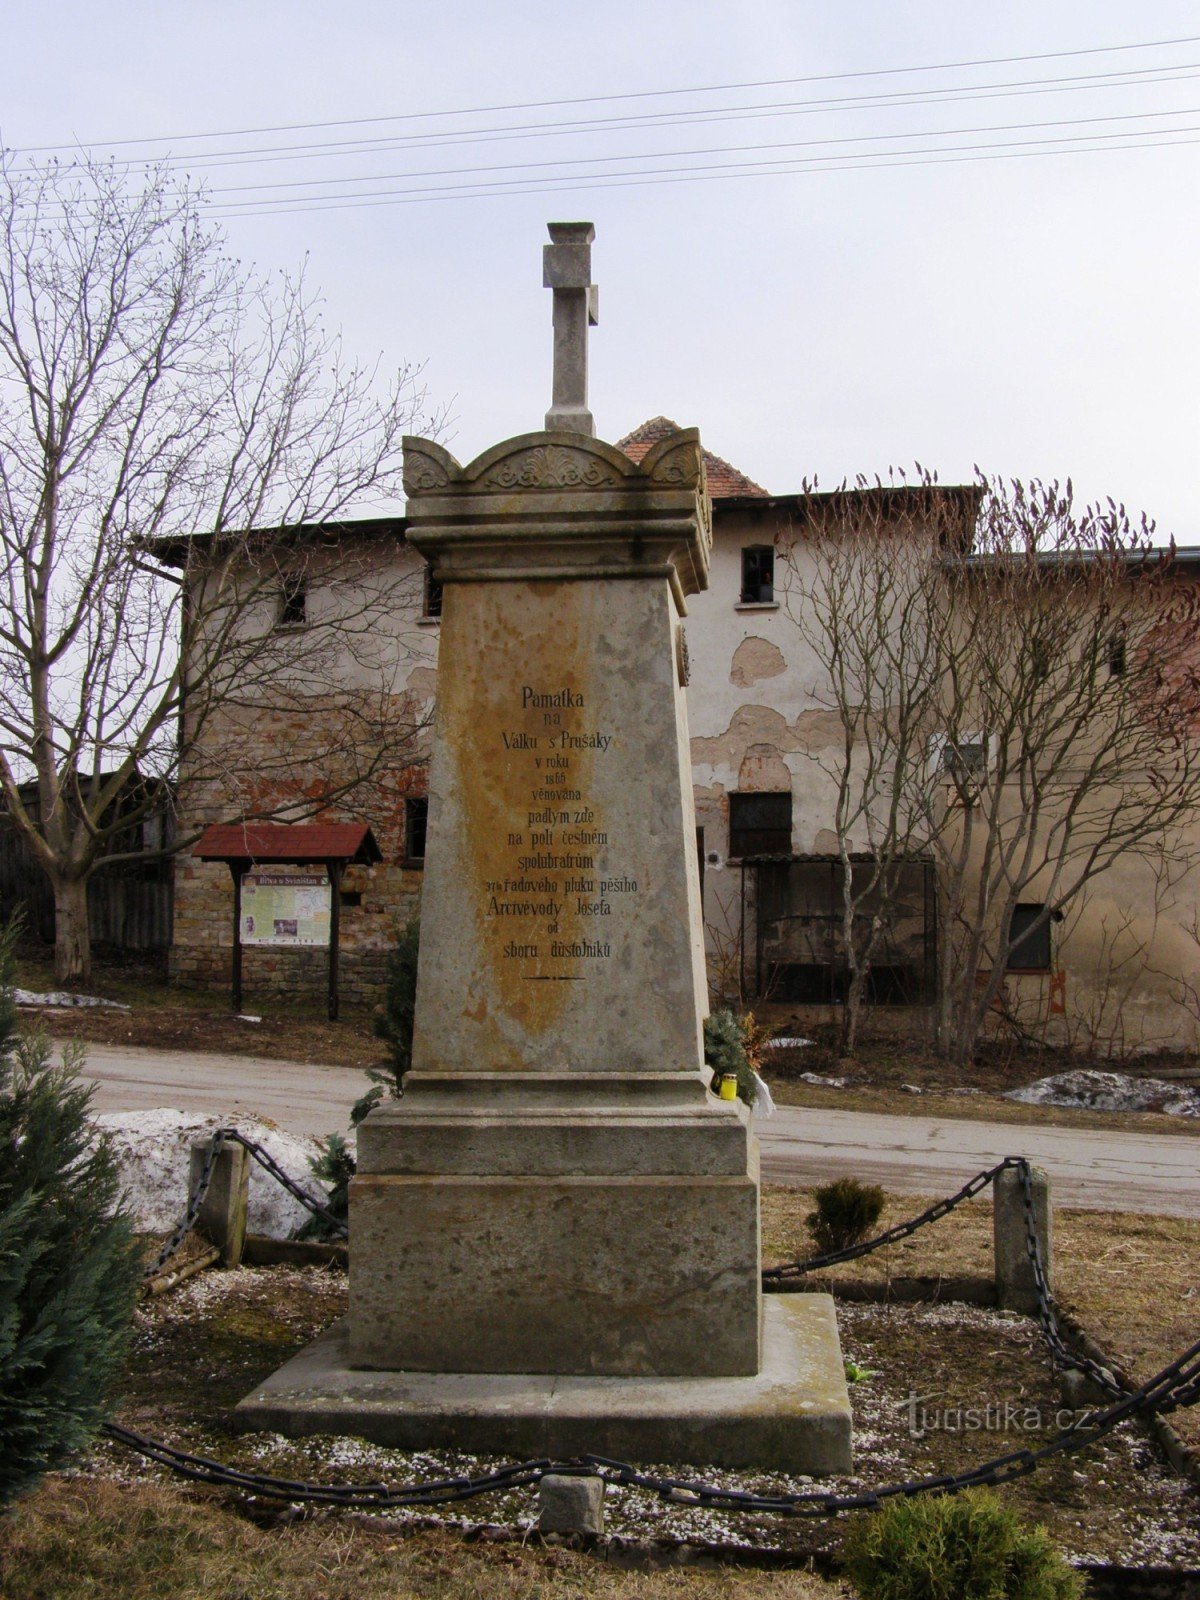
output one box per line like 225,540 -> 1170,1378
339,890 -> 362,908
1108,632 -> 1127,677
696,826 -> 705,904
729,791 -> 791,857
740,545 -> 775,604
405,796 -> 428,862
278,578 -> 307,627
1007,903 -> 1051,971
424,564 -> 443,619
941,737 -> 988,780
754,856 -> 937,1006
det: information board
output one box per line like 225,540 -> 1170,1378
240,870 -> 331,947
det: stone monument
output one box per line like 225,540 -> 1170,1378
236,224 -> 851,1471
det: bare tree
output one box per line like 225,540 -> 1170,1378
0,158 -> 440,983
930,479 -> 1200,1067
786,473 -> 1200,1069
783,481 -> 970,1056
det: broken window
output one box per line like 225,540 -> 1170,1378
1007,903 -> 1051,971
740,545 -> 775,604
729,791 -> 792,857
939,735 -> 989,781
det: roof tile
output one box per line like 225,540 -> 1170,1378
615,417 -> 769,498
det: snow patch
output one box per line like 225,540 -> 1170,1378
1006,1069 -> 1200,1119
15,988 -> 130,1010
797,1071 -> 847,1088
93,1108 -> 337,1237
765,1036 -> 812,1049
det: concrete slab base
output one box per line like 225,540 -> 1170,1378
233,1294 -> 852,1474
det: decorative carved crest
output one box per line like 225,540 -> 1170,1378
482,444 -> 623,491
648,443 -> 702,488
403,451 -> 453,496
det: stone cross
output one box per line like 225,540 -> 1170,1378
543,221 -> 598,436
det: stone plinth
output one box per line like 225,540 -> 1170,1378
234,1295 -> 853,1474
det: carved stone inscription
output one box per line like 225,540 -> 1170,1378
483,683 -> 639,978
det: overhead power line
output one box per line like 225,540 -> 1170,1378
207,132 -> 1200,218
207,104 -> 1200,201
207,122 -> 1200,218
12,32 -> 1200,156
52,60 -> 1200,177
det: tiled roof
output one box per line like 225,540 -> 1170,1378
615,417 -> 769,499
193,822 -> 382,864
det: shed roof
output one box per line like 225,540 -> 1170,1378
193,822 -> 382,864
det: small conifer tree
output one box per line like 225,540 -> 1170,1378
0,923 -> 143,1505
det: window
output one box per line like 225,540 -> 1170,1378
939,736 -> 989,781
740,545 -> 774,604
728,791 -> 791,857
423,563 -> 443,619
1007,903 -> 1051,971
1108,630 -> 1127,678
405,796 -> 428,862
278,577 -> 307,628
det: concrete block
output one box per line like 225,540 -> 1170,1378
994,1164 -> 1052,1317
538,1474 -> 604,1535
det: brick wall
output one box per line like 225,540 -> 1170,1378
172,689 -> 431,1011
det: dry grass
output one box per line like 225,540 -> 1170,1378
762,1184 -> 1200,1450
0,1477 -> 847,1600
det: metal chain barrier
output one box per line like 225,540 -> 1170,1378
101,1334 -> 1200,1514
144,1130 -> 225,1278
762,1156 -> 1024,1282
218,1129 -> 348,1239
120,1135 -> 1199,1518
144,1126 -> 347,1282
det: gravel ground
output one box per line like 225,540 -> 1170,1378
99,1264 -> 1200,1570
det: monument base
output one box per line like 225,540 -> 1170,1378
233,1294 -> 853,1474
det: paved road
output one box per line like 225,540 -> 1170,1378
72,1040 -> 1200,1219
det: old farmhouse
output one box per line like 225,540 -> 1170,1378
168,419 -> 1200,1056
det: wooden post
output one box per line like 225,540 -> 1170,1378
230,861 -> 247,1013
190,1139 -> 249,1266
327,860 -> 342,1021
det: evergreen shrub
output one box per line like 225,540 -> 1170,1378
842,1488 -> 1085,1600
806,1176 -> 886,1257
0,924 -> 142,1506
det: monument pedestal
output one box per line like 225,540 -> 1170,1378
350,1072 -> 761,1376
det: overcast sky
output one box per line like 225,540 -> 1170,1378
4,2 -> 1199,536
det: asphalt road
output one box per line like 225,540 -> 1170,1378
72,1039 -> 1200,1219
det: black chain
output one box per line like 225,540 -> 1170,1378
762,1156 -> 1023,1282
1017,1158 -> 1125,1400
217,1129 -> 347,1239
144,1127 -> 346,1281
101,1333 -> 1200,1514
119,1139 -> 1199,1519
144,1131 -> 225,1279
